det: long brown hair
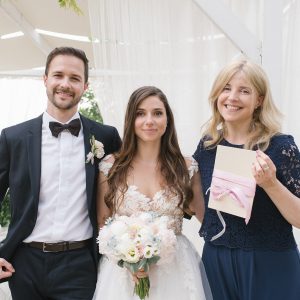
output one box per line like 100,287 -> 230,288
203,58 -> 282,150
105,86 -> 193,213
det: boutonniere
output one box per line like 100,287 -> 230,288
86,135 -> 105,164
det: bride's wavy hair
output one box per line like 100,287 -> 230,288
105,86 -> 193,213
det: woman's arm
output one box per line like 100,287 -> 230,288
253,150 -> 300,228
188,171 -> 205,223
96,171 -> 112,229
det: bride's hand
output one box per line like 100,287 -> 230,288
131,268 -> 148,283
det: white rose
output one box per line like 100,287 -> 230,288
143,245 -> 154,258
125,246 -> 140,263
94,141 -> 105,159
110,221 -> 127,236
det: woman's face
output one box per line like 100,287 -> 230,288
134,95 -> 168,144
217,71 -> 262,128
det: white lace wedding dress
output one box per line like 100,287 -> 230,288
93,156 -> 211,300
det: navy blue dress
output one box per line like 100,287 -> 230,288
193,134 -> 300,300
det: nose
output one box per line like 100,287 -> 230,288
145,113 -> 154,125
227,87 -> 240,100
59,77 -> 72,88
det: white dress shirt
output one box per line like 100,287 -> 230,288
24,111 -> 93,242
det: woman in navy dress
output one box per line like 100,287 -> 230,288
193,58 -> 300,300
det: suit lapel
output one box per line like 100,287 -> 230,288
81,115 -> 96,210
27,115 -> 43,209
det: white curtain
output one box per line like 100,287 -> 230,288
88,0 -> 242,154
1,1 -> 299,149
282,0 -> 300,145
0,78 -> 46,130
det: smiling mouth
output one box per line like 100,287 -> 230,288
56,90 -> 74,98
225,104 -> 241,111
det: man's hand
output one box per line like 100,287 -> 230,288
0,258 -> 15,279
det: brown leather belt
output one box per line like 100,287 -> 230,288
24,239 -> 91,253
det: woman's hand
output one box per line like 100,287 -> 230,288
131,268 -> 148,283
252,150 -> 279,190
251,149 -> 300,227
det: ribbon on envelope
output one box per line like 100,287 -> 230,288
209,169 -> 256,241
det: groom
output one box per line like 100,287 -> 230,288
0,47 -> 121,299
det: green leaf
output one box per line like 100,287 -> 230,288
147,255 -> 160,265
117,260 -> 125,268
58,0 -> 83,15
123,261 -> 139,273
137,258 -> 148,270
79,87 -> 103,124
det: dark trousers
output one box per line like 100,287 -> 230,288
202,242 -> 300,300
9,244 -> 97,300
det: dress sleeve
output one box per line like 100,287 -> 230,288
99,154 -> 114,177
185,156 -> 199,179
276,136 -> 300,197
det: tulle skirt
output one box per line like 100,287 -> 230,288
93,234 -> 212,300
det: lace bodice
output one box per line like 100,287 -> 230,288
99,156 -> 198,234
193,134 -> 300,251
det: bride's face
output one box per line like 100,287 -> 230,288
134,96 -> 168,144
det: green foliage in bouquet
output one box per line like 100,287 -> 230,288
118,256 -> 160,300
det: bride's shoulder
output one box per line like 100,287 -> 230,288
184,156 -> 198,179
99,154 -> 115,176
102,154 -> 115,164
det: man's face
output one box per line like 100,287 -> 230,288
44,54 -> 88,115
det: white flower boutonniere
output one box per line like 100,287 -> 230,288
86,135 -> 105,164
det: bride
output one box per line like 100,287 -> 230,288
93,86 -> 211,300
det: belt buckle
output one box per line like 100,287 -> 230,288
42,242 -> 51,252
42,242 -> 69,252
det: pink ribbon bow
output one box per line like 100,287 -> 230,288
211,169 -> 256,224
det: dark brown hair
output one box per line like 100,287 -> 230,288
105,86 -> 193,213
45,47 -> 89,83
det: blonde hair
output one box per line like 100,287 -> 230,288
203,58 -> 282,151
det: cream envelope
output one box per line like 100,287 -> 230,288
208,145 -> 257,221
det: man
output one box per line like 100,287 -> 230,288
0,47 -> 121,299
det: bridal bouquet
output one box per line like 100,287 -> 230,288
97,212 -> 177,299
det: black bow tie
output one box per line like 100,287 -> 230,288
49,118 -> 81,138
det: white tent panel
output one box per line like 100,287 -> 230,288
0,0 -> 94,71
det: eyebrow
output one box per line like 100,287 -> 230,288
51,71 -> 83,79
225,83 -> 251,90
137,107 -> 164,111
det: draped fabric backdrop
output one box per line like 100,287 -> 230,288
282,0 -> 300,140
0,0 -> 299,268
0,0 -> 300,150
88,0 -> 243,154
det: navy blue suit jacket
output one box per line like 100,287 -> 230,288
0,114 -> 121,275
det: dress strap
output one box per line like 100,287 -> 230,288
186,156 -> 199,179
99,154 -> 114,177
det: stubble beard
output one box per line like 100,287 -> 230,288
47,89 -> 82,111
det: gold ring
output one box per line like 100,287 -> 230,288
263,165 -> 269,170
